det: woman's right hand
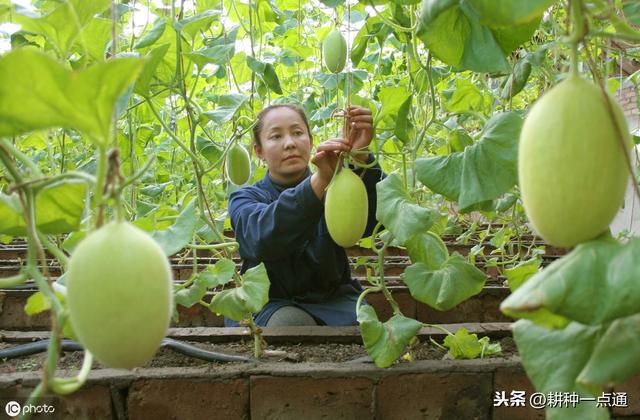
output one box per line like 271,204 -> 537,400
310,138 -> 351,199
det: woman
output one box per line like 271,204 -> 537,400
226,104 -> 383,327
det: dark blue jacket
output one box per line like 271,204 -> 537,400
228,160 -> 384,303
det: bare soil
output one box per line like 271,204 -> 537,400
0,337 -> 517,374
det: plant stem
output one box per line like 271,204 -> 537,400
50,351 -> 94,395
0,272 -> 28,288
568,0 -> 585,77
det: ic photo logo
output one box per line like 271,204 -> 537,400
5,401 -> 20,417
4,400 -> 55,417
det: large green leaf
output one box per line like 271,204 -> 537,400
186,45 -> 235,68
0,181 -> 87,236
151,200 -> 198,256
513,320 -> 609,420
417,0 -> 541,73
209,263 -> 270,321
202,94 -> 249,124
402,254 -> 486,311
374,86 -> 411,126
76,17 -> 111,60
15,0 -> 110,56
415,112 -> 522,212
350,16 -> 389,67
357,305 -> 423,368
134,18 -> 167,49
134,44 -> 171,95
175,258 -> 236,308
0,49 -> 144,144
442,78 -> 486,113
501,238 -> 640,326
376,173 -> 440,245
578,313 -> 640,387
174,10 -> 220,39
466,0 -> 555,26
504,258 -> 539,292
404,231 -> 448,269
246,56 -> 283,95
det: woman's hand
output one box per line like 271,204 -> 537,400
310,139 -> 350,199
346,106 -> 374,162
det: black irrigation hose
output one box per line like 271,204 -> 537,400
0,338 -> 255,364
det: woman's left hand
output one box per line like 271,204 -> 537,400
346,106 -> 373,162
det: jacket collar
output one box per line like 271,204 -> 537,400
260,167 -> 312,193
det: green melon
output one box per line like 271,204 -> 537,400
518,76 -> 632,247
226,143 -> 251,185
322,28 -> 347,74
67,222 -> 173,369
325,168 -> 368,247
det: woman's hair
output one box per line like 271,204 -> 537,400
252,104 -> 313,147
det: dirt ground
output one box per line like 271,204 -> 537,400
0,336 -> 517,374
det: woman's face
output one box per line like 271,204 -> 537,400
255,107 -> 312,184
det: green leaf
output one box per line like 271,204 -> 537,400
501,58 -> 532,99
357,305 -> 423,368
442,328 -> 500,359
320,0 -> 345,7
501,238 -> 640,326
140,182 -> 171,198
209,263 -> 270,321
375,173 -> 440,245
466,0 -> 554,26
513,320 -> 609,420
246,56 -> 283,95
186,44 -> 235,68
0,49 -> 144,144
443,79 -> 485,113
448,129 -> 473,152
175,258 -> 236,309
196,136 -> 223,163
578,313 -> 640,387
174,280 -> 207,308
202,94 -> 249,124
134,17 -> 167,49
134,43 -> 171,95
0,181 -> 87,236
504,258 -> 540,292
200,259 -> 236,288
404,231 -> 448,269
417,0 -> 540,73
25,291 -> 51,316
262,63 -> 283,94
15,0 -> 110,56
375,86 -> 411,126
415,112 -> 522,211
76,17 -> 111,61
394,95 -> 412,143
351,16 -> 385,67
150,200 -> 198,256
402,254 -> 486,311
174,10 -> 219,39
624,2 -> 640,25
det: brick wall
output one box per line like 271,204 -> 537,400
617,83 -> 639,131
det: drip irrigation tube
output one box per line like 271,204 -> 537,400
0,338 -> 255,364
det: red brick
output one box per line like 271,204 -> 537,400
127,378 -> 248,420
375,372 -> 493,419
0,385 -> 113,419
493,367 -> 543,420
173,304 -> 224,327
250,376 -> 373,419
366,290 -> 416,322
416,292 -> 510,323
